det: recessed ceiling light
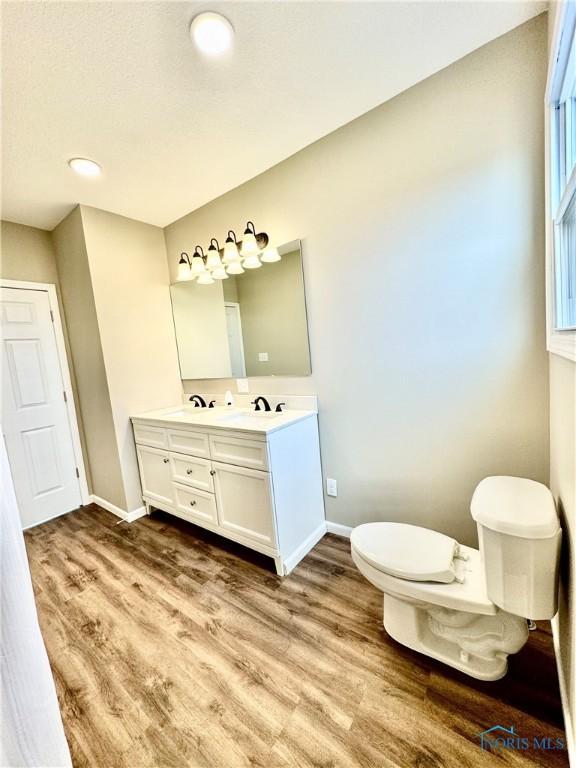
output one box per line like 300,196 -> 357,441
190,12 -> 234,56
68,157 -> 101,177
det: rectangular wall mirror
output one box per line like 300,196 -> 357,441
170,239 -> 311,379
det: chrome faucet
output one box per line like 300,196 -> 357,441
189,394 -> 207,408
251,396 -> 271,412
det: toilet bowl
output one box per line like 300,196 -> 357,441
351,477 -> 562,681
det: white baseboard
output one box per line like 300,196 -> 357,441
89,495 -> 146,523
552,615 -> 575,765
326,520 -> 353,538
283,522 -> 327,575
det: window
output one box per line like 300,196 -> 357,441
549,3 -> 576,349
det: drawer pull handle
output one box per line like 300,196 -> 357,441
190,500 -> 197,507
210,470 -> 216,476
163,458 -> 169,464
186,469 -> 193,475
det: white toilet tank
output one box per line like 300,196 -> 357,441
470,477 -> 561,620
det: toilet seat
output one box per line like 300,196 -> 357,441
351,522 -> 461,584
351,543 -> 496,615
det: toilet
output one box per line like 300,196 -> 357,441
351,476 -> 562,681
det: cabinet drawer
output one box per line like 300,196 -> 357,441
167,428 -> 210,458
133,424 -> 167,449
170,453 -> 213,493
209,434 -> 268,471
173,483 -> 217,526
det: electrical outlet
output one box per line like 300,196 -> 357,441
236,378 -> 249,393
258,352 -> 269,362
326,478 -> 337,497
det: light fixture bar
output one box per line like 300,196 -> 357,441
176,221 -> 280,284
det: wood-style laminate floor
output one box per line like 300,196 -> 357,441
25,504 -> 568,768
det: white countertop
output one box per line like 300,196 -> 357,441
131,405 -> 317,435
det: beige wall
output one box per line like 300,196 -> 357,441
236,249 -> 310,376
1,220 -> 59,284
164,16 -> 549,546
80,205 -> 182,512
550,354 -> 575,734
223,276 -> 239,303
52,207 -> 125,508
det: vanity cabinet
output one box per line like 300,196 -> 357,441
131,412 -> 326,575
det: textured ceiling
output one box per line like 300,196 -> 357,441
1,1 -> 545,230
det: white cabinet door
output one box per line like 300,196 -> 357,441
136,445 -> 174,506
1,287 -> 82,528
212,461 -> 277,547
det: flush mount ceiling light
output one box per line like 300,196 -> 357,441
175,220 -> 280,283
190,12 -> 234,56
68,157 -> 102,177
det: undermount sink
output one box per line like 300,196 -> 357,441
214,410 -> 282,423
158,406 -> 283,423
163,406 -> 235,418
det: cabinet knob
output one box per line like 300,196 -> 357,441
190,500 -> 197,507
186,469 -> 193,475
210,470 -> 216,476
163,458 -> 169,464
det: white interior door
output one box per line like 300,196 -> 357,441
224,303 -> 246,377
1,287 -> 82,528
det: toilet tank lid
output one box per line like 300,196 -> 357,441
470,477 -> 559,539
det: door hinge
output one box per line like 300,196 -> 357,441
63,391 -> 68,402
75,467 -> 80,478
50,309 -> 54,322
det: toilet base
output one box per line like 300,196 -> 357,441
383,595 -> 529,681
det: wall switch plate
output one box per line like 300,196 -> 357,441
258,352 -> 269,362
236,378 -> 249,393
326,478 -> 337,497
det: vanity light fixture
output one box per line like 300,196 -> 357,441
260,246 -> 281,263
243,252 -> 262,269
191,246 -> 207,274
226,261 -> 245,275
223,231 -> 241,263
177,252 -> 193,281
190,11 -> 234,57
176,221 -> 279,283
240,221 -> 259,256
68,157 -> 102,177
196,270 -> 215,285
206,238 -> 223,269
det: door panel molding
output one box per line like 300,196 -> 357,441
1,279 -> 90,508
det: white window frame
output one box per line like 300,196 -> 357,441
546,0 -> 576,361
